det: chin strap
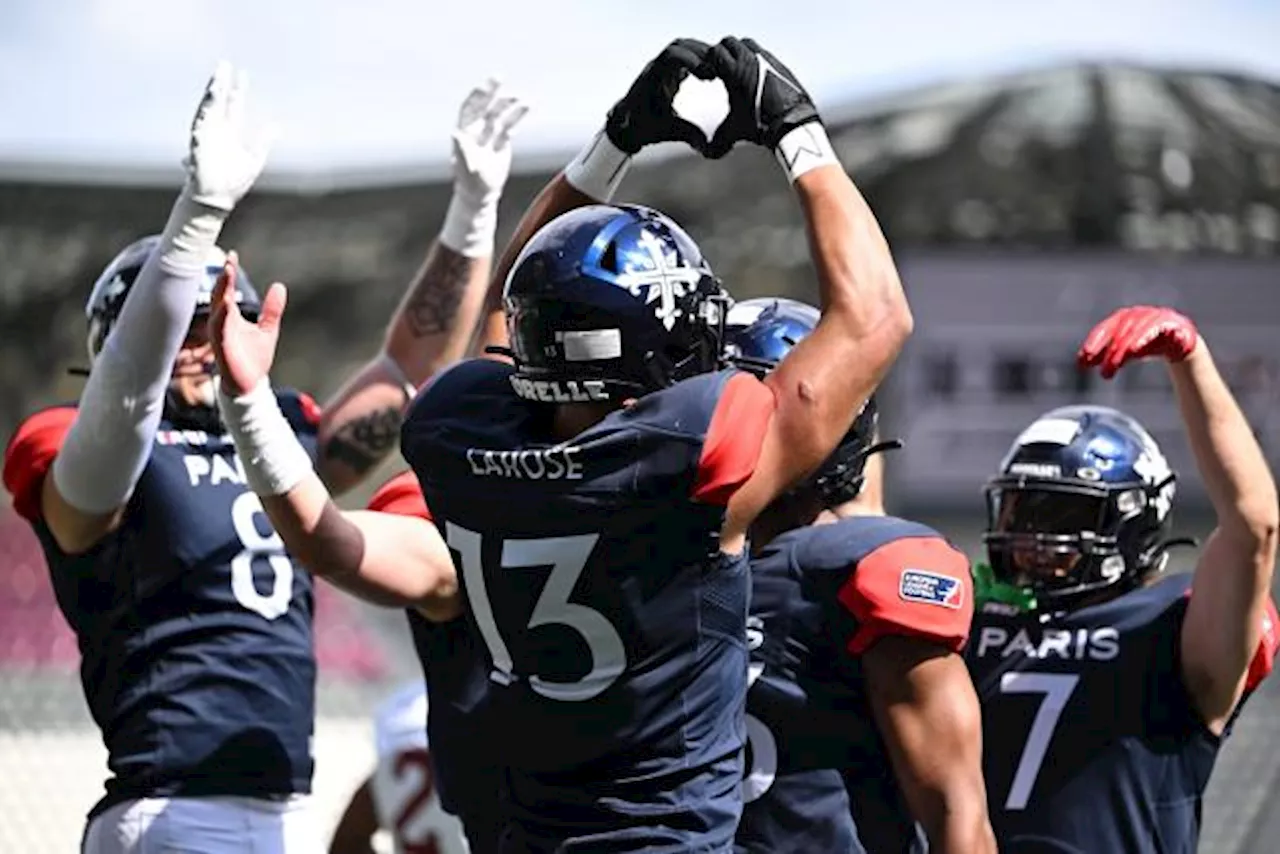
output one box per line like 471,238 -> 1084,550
163,388 -> 224,433
1139,536 -> 1200,570
861,438 -> 904,459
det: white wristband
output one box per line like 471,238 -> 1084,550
439,186 -> 499,258
563,130 -> 632,202
217,377 -> 313,497
774,122 -> 840,184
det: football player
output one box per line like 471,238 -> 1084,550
363,474 -> 507,854
327,680 -> 471,854
1,69 -> 526,854
324,475 -> 502,854
208,36 -> 913,853
726,298 -> 996,854
968,305 -> 1280,852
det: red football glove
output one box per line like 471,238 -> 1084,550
1077,305 -> 1199,379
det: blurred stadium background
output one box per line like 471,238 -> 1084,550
2,61 -> 1279,851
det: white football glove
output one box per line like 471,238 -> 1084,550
184,61 -> 275,212
439,78 -> 530,257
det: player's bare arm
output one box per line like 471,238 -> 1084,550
475,39 -> 712,354
1079,305 -> 1279,732
315,82 -> 528,493
35,63 -> 270,554
707,38 -> 912,554
208,260 -> 459,622
864,637 -> 997,854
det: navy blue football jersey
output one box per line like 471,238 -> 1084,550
368,472 -> 505,854
967,572 -> 1278,853
3,391 -> 320,818
405,612 -> 504,854
400,357 -> 773,853
738,515 -> 973,854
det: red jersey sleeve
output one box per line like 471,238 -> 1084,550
3,407 -> 77,523
692,372 -> 776,505
837,535 -> 974,656
367,471 -> 432,521
1245,597 -> 1279,694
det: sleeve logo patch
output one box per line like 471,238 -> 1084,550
899,569 -> 964,609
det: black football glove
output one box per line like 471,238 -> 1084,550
605,38 -> 713,154
700,37 -> 820,159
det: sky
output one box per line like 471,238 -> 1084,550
1,0 -> 1279,176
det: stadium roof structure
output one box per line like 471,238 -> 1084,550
5,58 -> 1277,255
824,60 -> 1280,254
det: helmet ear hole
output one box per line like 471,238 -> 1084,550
600,242 -> 620,274
86,318 -> 106,362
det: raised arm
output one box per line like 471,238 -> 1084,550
709,38 -> 913,553
40,62 -> 269,554
314,81 -> 527,494
473,39 -> 713,355
1078,305 -> 1280,733
209,261 -> 459,621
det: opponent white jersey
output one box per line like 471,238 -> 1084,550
370,682 -> 470,854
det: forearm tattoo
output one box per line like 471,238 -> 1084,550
404,245 -> 473,338
323,405 -> 403,473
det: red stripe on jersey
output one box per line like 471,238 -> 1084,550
296,391 -> 322,427
367,471 -> 432,521
3,407 -> 77,523
1245,597 -> 1280,695
837,535 -> 974,656
692,372 -> 775,505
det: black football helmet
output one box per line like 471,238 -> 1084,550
86,235 -> 261,361
503,204 -> 730,402
983,405 -> 1187,608
723,296 -> 900,506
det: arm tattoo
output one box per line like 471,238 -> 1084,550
323,405 -> 403,474
404,246 -> 473,338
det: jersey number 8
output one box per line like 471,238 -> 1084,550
446,523 -> 626,702
229,492 -> 294,620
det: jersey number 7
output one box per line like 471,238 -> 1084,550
1000,672 -> 1080,810
446,523 -> 626,702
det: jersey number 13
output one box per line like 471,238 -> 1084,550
446,523 -> 626,702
